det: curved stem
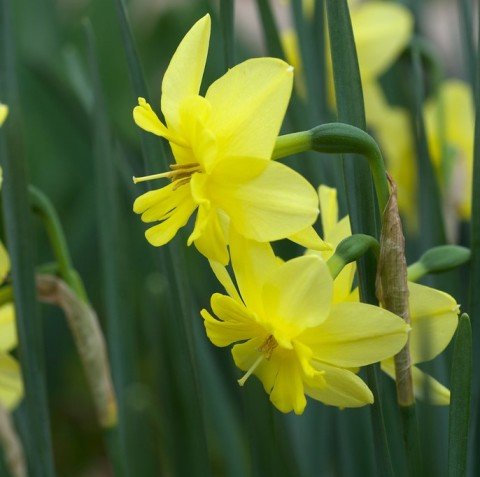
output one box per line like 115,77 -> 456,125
274,122 -> 390,212
28,186 -> 87,301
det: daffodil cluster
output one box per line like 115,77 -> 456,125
132,15 -> 460,414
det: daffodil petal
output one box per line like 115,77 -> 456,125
0,305 -> 16,353
301,302 -> 408,367
208,260 -> 241,302
408,282 -> 459,364
161,14 -> 211,129
139,184 -> 191,223
232,337 -> 280,394
305,361 -> 373,408
211,157 -> 319,242
144,198 -> 196,247
353,2 -> 413,81
262,255 -> 333,328
332,262 -> 357,304
133,183 -> 176,214
0,242 -> 10,285
0,354 -> 22,410
289,226 -> 331,252
201,294 -> 259,347
318,185 -> 338,236
363,81 -> 390,126
381,359 -> 450,405
229,229 -> 278,314
281,29 -> 306,98
206,58 -> 293,159
269,354 -> 307,414
133,98 -> 179,144
193,207 -> 229,265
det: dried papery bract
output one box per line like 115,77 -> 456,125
376,177 -> 413,406
36,275 -> 117,428
0,404 -> 26,477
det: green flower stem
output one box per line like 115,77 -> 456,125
28,186 -> 87,302
327,234 -> 380,279
407,245 -> 471,282
274,123 -> 390,212
407,262 -> 426,283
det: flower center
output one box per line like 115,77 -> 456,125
132,162 -> 202,190
237,335 -> 278,387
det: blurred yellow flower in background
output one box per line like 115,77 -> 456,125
132,14 -> 328,265
0,104 -> 8,127
308,185 -> 459,404
202,230 -> 408,414
424,80 -> 474,222
282,0 -> 413,105
0,246 -> 23,410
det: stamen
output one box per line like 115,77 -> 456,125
132,162 -> 202,186
237,335 -> 278,387
237,355 -> 265,387
170,162 -> 201,171
172,177 -> 191,190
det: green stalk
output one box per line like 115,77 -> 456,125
114,1 -> 211,473
274,125 -> 389,211
254,0 -> 285,60
457,0 -> 476,91
448,314 -> 472,477
219,0 -> 235,70
28,186 -> 87,301
0,0 -> 55,474
470,4 -> 480,474
409,44 -> 446,248
84,21 -> 146,476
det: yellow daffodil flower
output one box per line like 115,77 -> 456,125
282,1 -> 413,106
308,185 -> 459,404
0,104 -> 8,127
0,212 -> 23,410
424,80 -> 474,222
201,230 -> 409,414
307,185 -> 358,303
372,80 -> 474,233
132,15 -> 328,265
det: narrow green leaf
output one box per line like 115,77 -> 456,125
114,0 -> 168,174
409,43 -> 446,248
325,2 -> 393,476
457,0 -> 476,91
290,0 -> 323,123
0,0 -> 55,475
448,314 -> 472,477
469,9 -> 480,472
220,0 -> 235,70
254,0 -> 285,60
85,21 -> 160,476
113,1 -> 211,473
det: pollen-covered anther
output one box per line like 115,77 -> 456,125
258,335 -> 278,359
132,162 -> 202,189
237,335 -> 278,387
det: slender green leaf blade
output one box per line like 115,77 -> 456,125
448,314 -> 472,477
113,1 -> 211,473
220,0 -> 235,69
0,0 -> 55,475
409,44 -> 446,248
325,3 -> 393,476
